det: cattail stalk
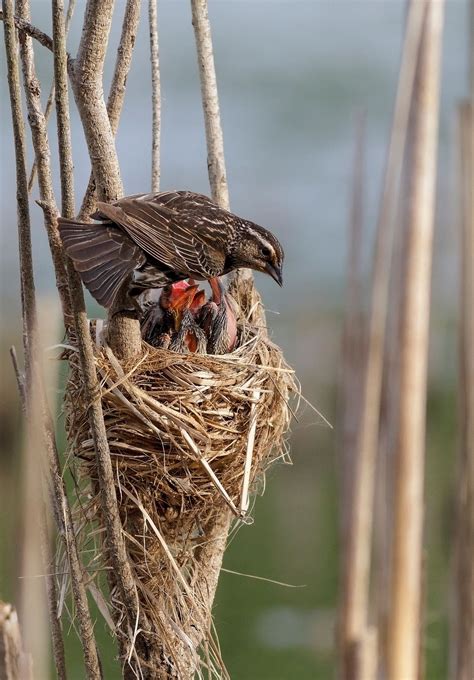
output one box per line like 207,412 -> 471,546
387,2 -> 445,678
149,0 -> 161,192
79,0 -> 142,219
339,2 -> 426,676
452,100 -> 474,680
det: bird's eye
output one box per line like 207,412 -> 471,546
261,246 -> 271,258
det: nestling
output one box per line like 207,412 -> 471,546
58,190 -> 284,311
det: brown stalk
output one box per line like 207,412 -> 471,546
3,0 -> 100,678
79,0 -> 142,219
188,0 -> 272,664
339,110 -> 366,548
9,346 -> 67,679
0,9 -> 53,50
452,101 -> 474,680
387,1 -> 445,678
0,603 -> 33,680
191,0 -> 230,211
339,2 -> 427,676
60,2 -> 156,674
16,0 -> 71,322
28,0 -> 75,193
148,0 -> 161,192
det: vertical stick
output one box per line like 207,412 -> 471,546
453,101 -> 474,680
17,0 -> 71,322
2,0 -> 37,367
339,110 -> 366,545
148,0 -> 161,192
387,2 -> 445,678
0,603 -> 33,680
2,8 -> 47,670
79,0 -> 142,219
339,2 -> 426,676
190,0 -> 229,211
64,3 -> 153,673
4,0 -> 102,675
28,0 -> 75,193
52,0 -> 75,217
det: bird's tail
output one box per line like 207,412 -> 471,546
58,217 -> 145,309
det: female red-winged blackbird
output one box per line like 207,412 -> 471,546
58,190 -> 284,311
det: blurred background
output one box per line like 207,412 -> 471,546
0,1 -> 470,678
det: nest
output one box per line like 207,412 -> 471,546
63,283 -> 297,677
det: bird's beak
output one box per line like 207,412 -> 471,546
265,262 -> 283,287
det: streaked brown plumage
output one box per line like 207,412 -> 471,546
58,190 -> 284,310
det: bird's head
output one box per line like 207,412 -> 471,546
231,221 -> 284,286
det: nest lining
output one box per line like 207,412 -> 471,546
63,290 -> 297,677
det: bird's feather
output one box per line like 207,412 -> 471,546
59,218 -> 145,308
94,193 -> 229,279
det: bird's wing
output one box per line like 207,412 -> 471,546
96,195 -> 227,278
59,218 -> 145,308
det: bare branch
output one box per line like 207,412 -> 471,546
339,3 -> 427,676
72,0 -> 122,203
191,0 -> 229,211
452,100 -> 474,680
387,2 -> 445,677
79,0 -> 142,219
62,3 -> 150,670
9,346 -> 26,412
16,0 -> 71,323
0,9 -> 53,50
53,0 -> 75,217
38,510 -> 68,680
5,0 -> 102,675
2,0 -> 37,370
148,0 -> 161,192
28,0 -> 75,193
0,603 -> 33,680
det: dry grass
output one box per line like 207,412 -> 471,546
60,285 -> 297,676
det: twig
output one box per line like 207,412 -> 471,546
339,110 -> 366,548
17,0 -> 71,323
190,0 -> 229,211
52,0 -> 75,218
65,2 -> 151,671
2,0 -> 37,369
148,0 -> 161,192
72,0 -> 122,204
0,9 -> 53,50
0,603 -> 33,680
387,2 -> 445,678
452,100 -> 474,680
339,3 -> 427,677
79,0 -> 142,219
28,0 -> 75,193
240,389 -> 260,514
9,346 -> 26,412
189,1 -> 246,663
6,0 -> 102,675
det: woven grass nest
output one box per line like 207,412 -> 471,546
63,281 -> 297,675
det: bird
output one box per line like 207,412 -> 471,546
141,280 -> 203,349
58,190 -> 284,312
199,278 -> 238,354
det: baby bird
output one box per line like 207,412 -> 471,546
58,190 -> 284,311
199,278 -> 237,355
142,281 -> 206,352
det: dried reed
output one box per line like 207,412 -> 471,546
387,1 -> 445,677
